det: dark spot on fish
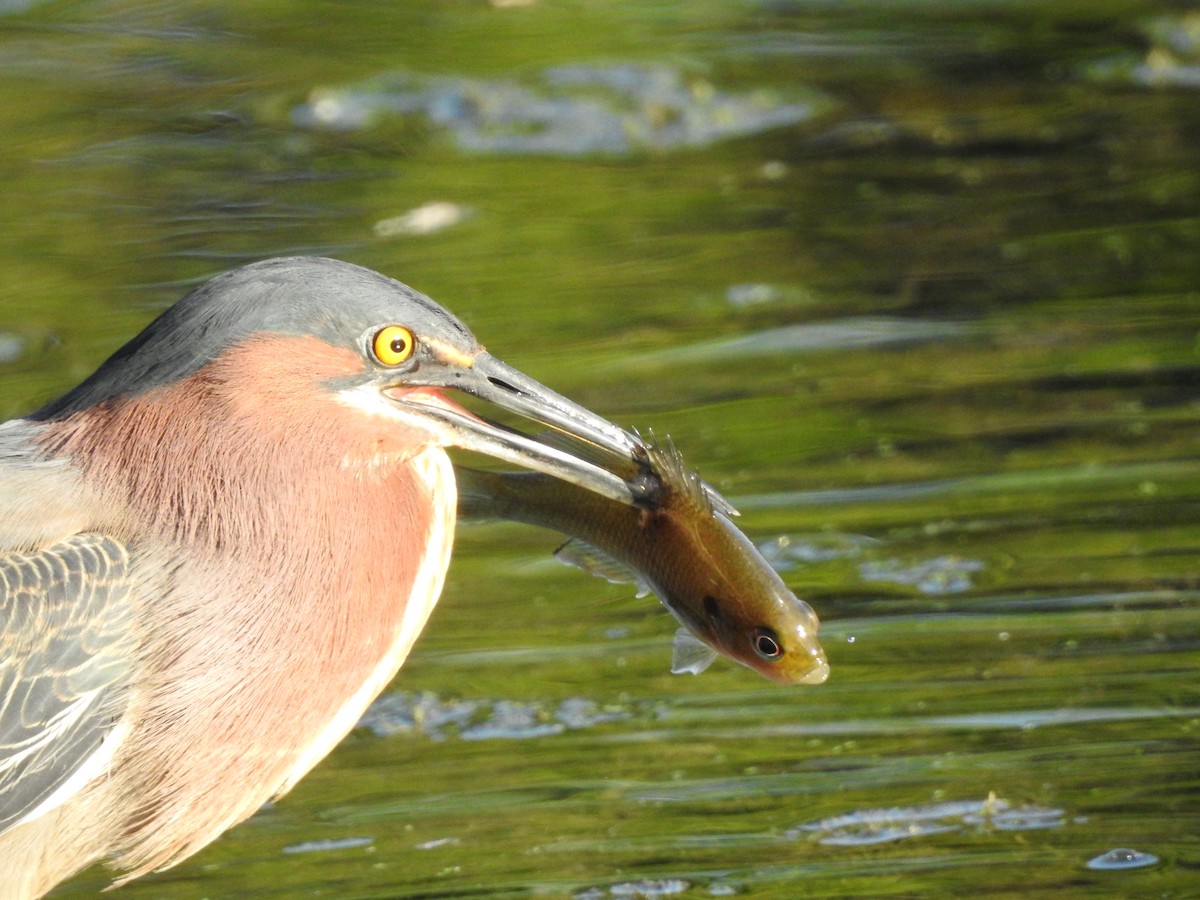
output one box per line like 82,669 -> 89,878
752,627 -> 783,661
631,467 -> 666,509
703,595 -> 721,619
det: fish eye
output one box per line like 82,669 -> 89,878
372,325 -> 416,367
703,596 -> 721,619
752,627 -> 784,661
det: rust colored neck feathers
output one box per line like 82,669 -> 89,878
36,333 -> 451,875
42,333 -> 432,554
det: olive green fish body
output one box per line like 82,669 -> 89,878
458,443 -> 828,685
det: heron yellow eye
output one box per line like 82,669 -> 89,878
372,325 -> 415,366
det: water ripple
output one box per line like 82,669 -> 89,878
294,64 -> 826,155
789,794 -> 1065,847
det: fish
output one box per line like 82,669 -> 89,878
456,437 -> 829,685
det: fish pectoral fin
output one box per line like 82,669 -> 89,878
553,539 -> 652,598
670,628 -> 720,675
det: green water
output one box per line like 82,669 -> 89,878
2,1 -> 1197,897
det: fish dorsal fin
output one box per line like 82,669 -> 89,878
553,538 -> 652,598
670,627 -> 720,675
644,432 -> 739,517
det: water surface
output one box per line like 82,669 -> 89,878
1,1 -> 1196,897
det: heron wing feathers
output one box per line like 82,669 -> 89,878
0,533 -> 136,835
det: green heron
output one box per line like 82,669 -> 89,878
0,257 -> 649,897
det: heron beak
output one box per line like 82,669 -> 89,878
388,352 -> 648,507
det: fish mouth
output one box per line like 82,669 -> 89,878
755,649 -> 829,686
386,351 -> 649,506
798,655 -> 831,685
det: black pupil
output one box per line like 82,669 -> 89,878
754,630 -> 782,659
391,336 -> 408,355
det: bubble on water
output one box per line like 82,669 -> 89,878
789,795 -> 1066,846
415,836 -> 461,850
858,555 -> 985,595
726,283 -> 779,307
1086,848 -> 1159,870
294,65 -> 825,156
757,532 -> 879,572
374,201 -> 471,237
461,700 -> 564,741
360,691 -> 633,741
0,333 -> 22,363
576,880 -> 691,899
610,879 -> 691,897
281,837 -> 373,854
